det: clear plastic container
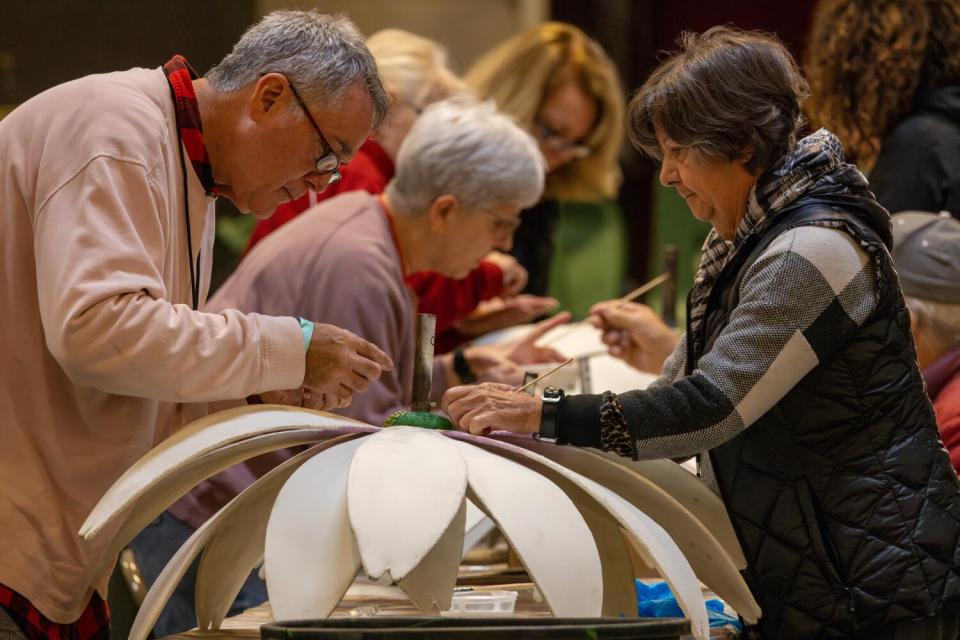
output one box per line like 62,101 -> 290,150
443,590 -> 518,616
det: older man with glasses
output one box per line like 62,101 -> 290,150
0,10 -> 394,640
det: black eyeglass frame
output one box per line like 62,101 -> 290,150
287,81 -> 343,184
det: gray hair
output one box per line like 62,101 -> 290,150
385,99 -> 545,214
628,25 -> 809,173
905,295 -> 960,346
206,10 -> 389,129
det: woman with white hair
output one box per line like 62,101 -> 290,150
133,98 -> 563,637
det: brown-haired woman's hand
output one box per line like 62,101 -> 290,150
441,382 -> 541,435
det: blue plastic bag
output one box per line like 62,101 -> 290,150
635,579 -> 743,631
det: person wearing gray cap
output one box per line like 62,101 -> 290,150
893,211 -> 960,475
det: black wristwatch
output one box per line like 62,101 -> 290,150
536,386 -> 564,444
453,347 -> 477,384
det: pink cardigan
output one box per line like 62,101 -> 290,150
0,67 -> 304,622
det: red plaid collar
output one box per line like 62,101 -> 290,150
0,584 -> 108,640
163,54 -> 219,196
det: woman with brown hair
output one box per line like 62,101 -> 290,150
805,0 -> 960,217
443,25 -> 960,639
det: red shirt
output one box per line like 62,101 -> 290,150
243,138 -> 505,339
926,346 -> 960,475
244,138 -> 395,254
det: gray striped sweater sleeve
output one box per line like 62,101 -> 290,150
560,225 -> 879,459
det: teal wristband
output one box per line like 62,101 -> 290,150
298,318 -> 314,352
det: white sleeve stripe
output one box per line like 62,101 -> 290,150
734,330 -> 819,426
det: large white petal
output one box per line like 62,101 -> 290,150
194,433 -> 368,630
347,427 -> 467,581
451,440 -> 603,617
600,453 -> 746,567
447,432 -> 710,640
265,437 -> 367,621
128,437 -> 358,640
80,405 -> 375,540
91,427 -> 359,575
497,436 -> 758,623
397,500 -> 466,612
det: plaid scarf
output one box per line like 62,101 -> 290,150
0,585 -> 108,640
163,54 -> 218,196
687,129 -> 870,348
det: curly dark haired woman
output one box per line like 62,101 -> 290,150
806,0 -> 960,217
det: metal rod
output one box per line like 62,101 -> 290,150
411,313 -> 436,412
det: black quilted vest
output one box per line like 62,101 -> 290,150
687,192 -> 960,639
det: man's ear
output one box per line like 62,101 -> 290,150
738,145 -> 755,168
427,194 -> 459,232
250,73 -> 288,122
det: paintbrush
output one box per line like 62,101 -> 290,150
540,273 -> 670,348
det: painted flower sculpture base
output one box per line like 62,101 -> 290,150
79,406 -> 760,640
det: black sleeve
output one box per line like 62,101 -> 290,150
870,117 -> 950,214
557,393 -> 603,447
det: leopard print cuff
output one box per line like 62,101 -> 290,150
599,390 -> 637,460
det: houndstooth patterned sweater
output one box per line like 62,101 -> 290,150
559,130 -> 881,462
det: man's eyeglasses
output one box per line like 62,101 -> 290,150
288,81 -> 342,184
533,119 -> 592,160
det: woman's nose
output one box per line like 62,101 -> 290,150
659,157 -> 677,187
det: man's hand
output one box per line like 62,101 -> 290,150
589,301 -> 679,374
453,295 -> 559,338
302,323 -> 393,409
442,382 -> 542,435
484,251 -> 528,296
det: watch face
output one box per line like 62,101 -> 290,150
543,386 -> 564,400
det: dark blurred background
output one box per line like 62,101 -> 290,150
0,0 -> 817,299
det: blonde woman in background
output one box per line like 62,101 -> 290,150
423,23 -> 627,353
466,21 -> 624,201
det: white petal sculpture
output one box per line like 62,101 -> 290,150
79,405 -> 759,640
494,435 -> 760,623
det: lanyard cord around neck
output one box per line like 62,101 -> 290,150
166,83 -> 201,311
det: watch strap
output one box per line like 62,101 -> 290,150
537,388 -> 564,443
453,348 -> 477,384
